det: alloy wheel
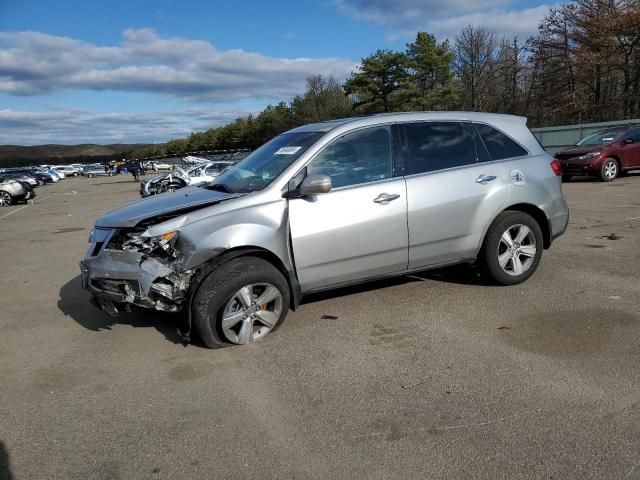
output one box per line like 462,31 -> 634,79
0,191 -> 12,206
497,224 -> 537,276
221,283 -> 283,344
603,160 -> 617,180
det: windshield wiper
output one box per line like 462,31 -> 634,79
207,183 -> 234,193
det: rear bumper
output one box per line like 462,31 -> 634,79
542,195 -> 569,245
12,190 -> 35,201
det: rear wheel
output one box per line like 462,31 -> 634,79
193,257 -> 290,348
600,158 -> 618,182
88,173 -> 94,178
0,191 -> 13,207
480,211 -> 543,285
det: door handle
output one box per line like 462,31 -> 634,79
475,174 -> 497,185
373,193 -> 400,204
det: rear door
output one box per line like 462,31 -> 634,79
289,124 -> 408,291
401,121 -> 507,268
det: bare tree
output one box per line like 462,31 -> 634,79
454,25 -> 497,111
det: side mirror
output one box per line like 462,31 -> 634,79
298,174 -> 332,196
623,137 -> 634,144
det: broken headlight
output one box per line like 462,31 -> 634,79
122,230 -> 179,256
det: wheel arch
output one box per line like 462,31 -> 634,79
603,155 -> 623,170
482,203 -> 552,252
189,246 -> 301,312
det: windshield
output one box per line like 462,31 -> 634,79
577,128 -> 626,146
208,131 -> 323,193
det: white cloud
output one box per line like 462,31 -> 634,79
0,108 -> 254,145
0,29 -> 355,101
335,0 -> 553,40
418,4 -> 554,40
336,0 -> 512,25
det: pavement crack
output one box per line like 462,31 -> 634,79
435,408 -> 543,431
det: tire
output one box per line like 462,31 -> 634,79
37,179 -> 45,186
480,211 -> 544,286
73,172 -> 79,177
193,256 -> 290,348
108,172 -> 114,176
562,174 -> 572,182
88,173 -> 94,178
0,190 -> 13,207
600,158 -> 618,182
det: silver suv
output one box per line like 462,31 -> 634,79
80,113 -> 569,348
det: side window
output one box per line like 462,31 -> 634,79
625,128 -> 640,142
403,122 -> 477,175
466,122 -> 491,163
475,123 -> 528,160
307,125 -> 394,189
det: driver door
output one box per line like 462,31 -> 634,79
620,127 -> 640,168
288,125 -> 408,292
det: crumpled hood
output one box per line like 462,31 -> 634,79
96,186 -> 242,228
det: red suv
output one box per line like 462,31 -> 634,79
554,125 -> 640,181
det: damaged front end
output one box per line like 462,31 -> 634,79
80,221 -> 194,316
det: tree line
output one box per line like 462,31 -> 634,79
124,0 -> 640,160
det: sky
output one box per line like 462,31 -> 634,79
0,0 -> 555,145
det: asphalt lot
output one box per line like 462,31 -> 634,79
1,173 -> 639,479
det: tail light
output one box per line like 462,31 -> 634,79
550,159 -> 562,176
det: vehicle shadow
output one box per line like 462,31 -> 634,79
301,263 -> 489,305
58,275 -> 188,346
0,440 -> 14,480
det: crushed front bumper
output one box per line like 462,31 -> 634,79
80,247 -> 193,316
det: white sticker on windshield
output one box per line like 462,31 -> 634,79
274,146 -> 302,155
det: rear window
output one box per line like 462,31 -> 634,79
475,124 -> 528,160
403,122 -> 477,175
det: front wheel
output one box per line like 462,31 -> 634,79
480,211 -> 544,285
600,158 -> 618,182
0,191 -> 13,207
193,257 -> 290,348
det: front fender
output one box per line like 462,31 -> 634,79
179,199 -> 293,274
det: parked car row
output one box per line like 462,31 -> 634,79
0,155 -> 242,207
0,163 -> 89,206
